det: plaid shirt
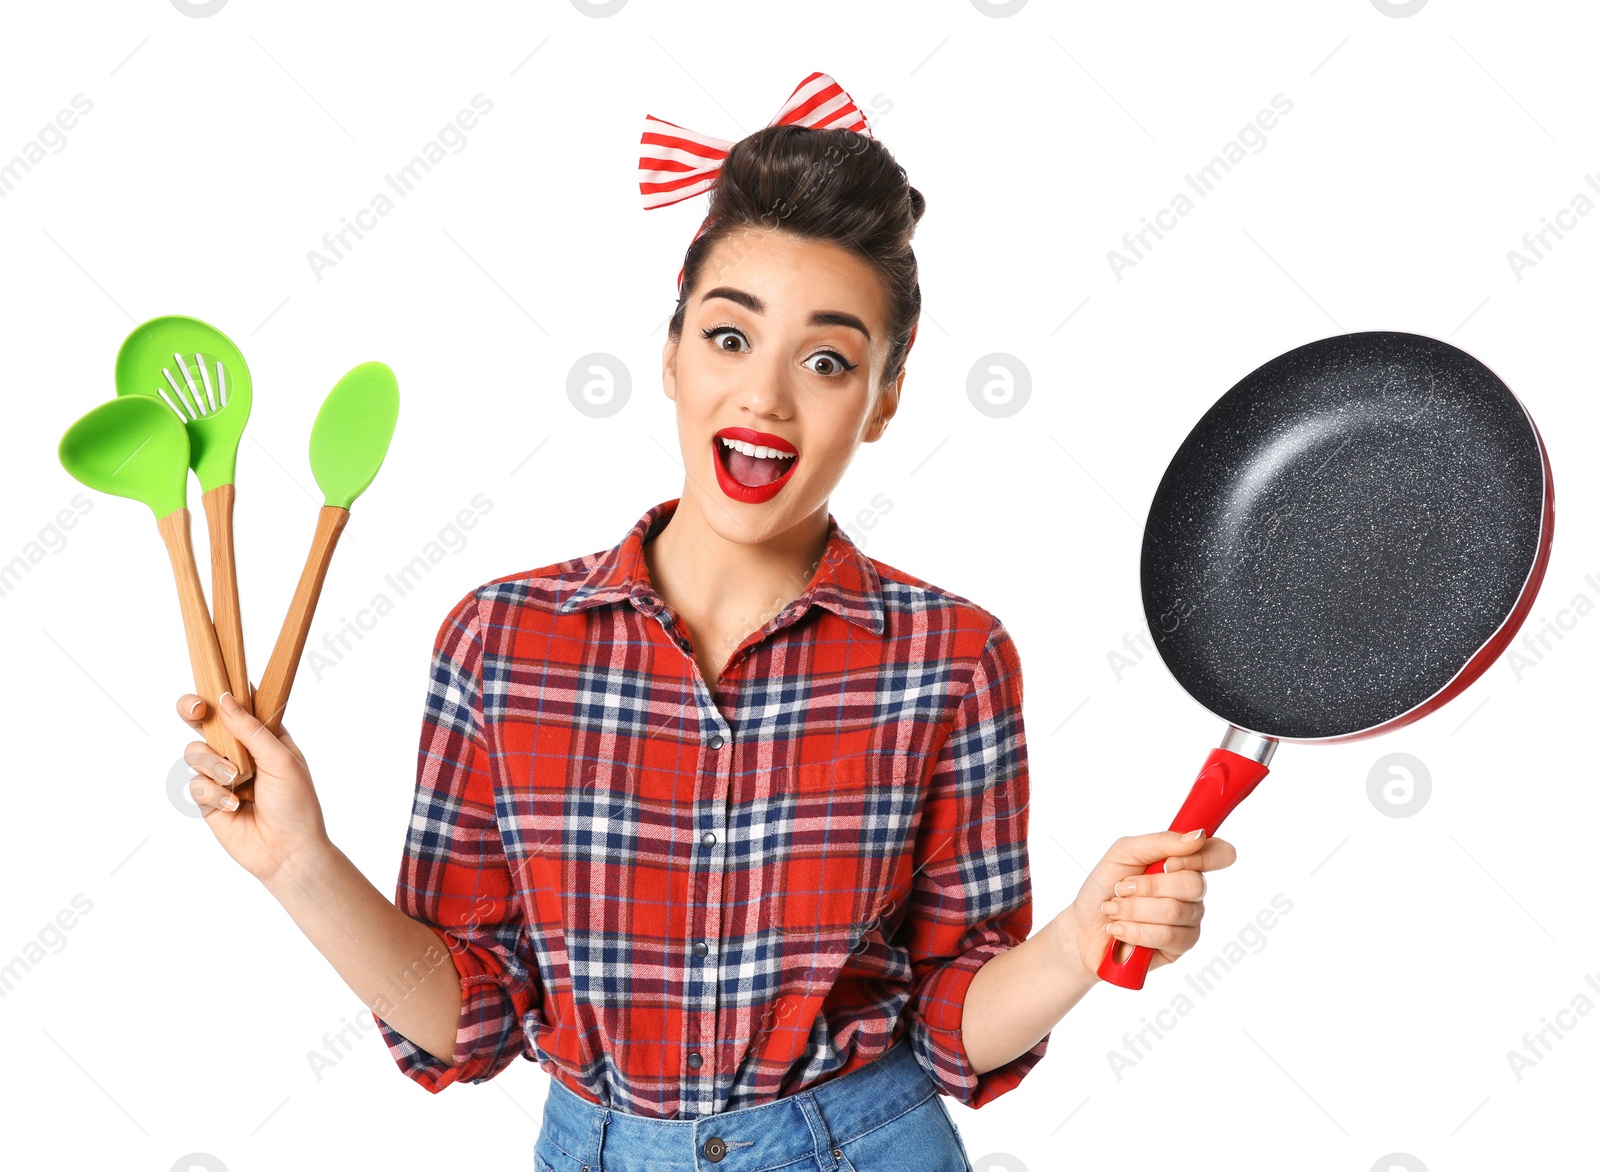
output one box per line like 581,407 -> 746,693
373,497 -> 1048,1116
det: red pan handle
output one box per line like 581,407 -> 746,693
1097,744 -> 1273,990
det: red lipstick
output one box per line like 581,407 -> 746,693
712,426 -> 800,504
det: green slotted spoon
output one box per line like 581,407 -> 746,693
254,361 -> 400,736
58,396 -> 254,781
115,316 -> 255,717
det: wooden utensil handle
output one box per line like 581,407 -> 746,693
156,508 -> 255,782
256,505 -> 350,736
201,483 -> 253,713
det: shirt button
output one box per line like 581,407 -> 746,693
692,940 -> 709,958
703,1136 -> 727,1162
701,831 -> 716,847
708,733 -> 725,749
687,1051 -> 703,1069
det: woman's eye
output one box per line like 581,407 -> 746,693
806,352 -> 856,378
703,327 -> 749,354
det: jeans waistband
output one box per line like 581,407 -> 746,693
539,1036 -> 940,1171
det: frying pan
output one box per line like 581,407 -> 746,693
1099,330 -> 1554,990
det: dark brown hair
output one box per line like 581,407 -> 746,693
667,123 -> 925,393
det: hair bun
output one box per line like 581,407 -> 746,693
907,185 -> 926,226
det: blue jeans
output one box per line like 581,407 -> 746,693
533,1036 -> 974,1171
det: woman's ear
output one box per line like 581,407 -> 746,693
865,368 -> 904,442
662,335 -> 679,403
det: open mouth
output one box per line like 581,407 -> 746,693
714,432 -> 799,489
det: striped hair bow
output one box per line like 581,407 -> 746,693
640,72 -> 874,293
639,71 -> 873,211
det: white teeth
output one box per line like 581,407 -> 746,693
719,436 -> 795,460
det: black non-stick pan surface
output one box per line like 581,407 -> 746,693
1141,330 -> 1548,741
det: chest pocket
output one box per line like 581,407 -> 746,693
757,757 -> 921,946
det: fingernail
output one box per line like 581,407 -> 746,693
218,763 -> 238,784
1100,900 -> 1118,915
188,698 -> 203,716
1117,881 -> 1136,896
1184,828 -> 1205,841
221,792 -> 240,812
1107,922 -> 1124,936
219,691 -> 237,712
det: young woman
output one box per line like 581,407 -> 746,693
175,74 -> 1236,1172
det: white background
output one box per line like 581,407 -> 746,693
1,1 -> 1595,1169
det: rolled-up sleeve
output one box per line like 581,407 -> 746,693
899,618 -> 1047,1108
373,588 -> 545,1092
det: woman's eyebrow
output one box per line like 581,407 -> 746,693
700,286 -> 872,342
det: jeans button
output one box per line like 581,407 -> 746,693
692,940 -> 709,958
708,733 -> 725,749
687,1051 -> 703,1068
703,1136 -> 727,1161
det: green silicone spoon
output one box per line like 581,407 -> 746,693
58,396 -> 254,781
115,316 -> 255,718
254,361 -> 400,735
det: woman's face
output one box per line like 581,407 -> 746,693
662,227 -> 902,547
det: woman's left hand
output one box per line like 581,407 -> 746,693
1054,829 -> 1238,982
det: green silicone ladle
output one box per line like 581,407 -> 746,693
58,396 -> 255,780
59,395 -> 189,517
254,362 -> 400,734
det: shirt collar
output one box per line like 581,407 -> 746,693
555,497 -> 885,637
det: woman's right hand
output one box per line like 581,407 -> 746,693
176,687 -> 331,885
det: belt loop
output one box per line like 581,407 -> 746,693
793,1088 -> 841,1172
586,1105 -> 610,1172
